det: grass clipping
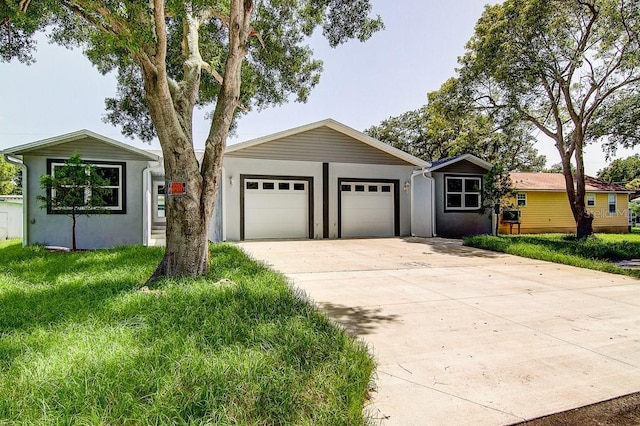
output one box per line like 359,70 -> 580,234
0,240 -> 374,425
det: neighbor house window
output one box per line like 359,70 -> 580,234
48,160 -> 126,213
445,176 -> 482,210
608,193 -> 617,213
516,193 -> 527,207
586,193 -> 596,207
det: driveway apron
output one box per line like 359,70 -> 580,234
238,238 -> 640,425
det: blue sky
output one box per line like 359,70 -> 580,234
0,1 -> 635,175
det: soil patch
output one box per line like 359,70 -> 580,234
510,392 -> 640,426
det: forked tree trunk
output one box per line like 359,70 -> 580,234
576,211 -> 595,239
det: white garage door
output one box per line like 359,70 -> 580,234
244,178 -> 309,240
341,182 -> 395,238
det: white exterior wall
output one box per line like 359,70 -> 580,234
0,202 -> 23,240
222,157 -> 323,241
221,157 -> 416,241
328,163 -> 416,238
25,155 -> 149,249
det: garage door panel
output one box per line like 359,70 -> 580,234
243,178 -> 310,240
341,181 -> 396,238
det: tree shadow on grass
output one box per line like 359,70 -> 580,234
316,302 -> 400,338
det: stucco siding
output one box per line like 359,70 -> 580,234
221,157 -> 416,240
499,191 -> 629,234
433,172 -> 492,237
24,155 -> 148,248
226,127 -> 412,165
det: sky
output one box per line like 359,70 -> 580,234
0,0 -> 636,175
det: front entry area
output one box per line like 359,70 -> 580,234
339,179 -> 399,238
241,175 -> 313,240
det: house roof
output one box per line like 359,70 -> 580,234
3,129 -> 159,161
225,118 -> 429,168
510,172 -> 632,193
427,154 -> 493,172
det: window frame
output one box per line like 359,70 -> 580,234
608,193 -> 617,214
444,175 -> 483,211
46,159 -> 127,214
586,193 -> 596,207
516,193 -> 527,207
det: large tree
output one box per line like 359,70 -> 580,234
1,0 -> 382,279
459,0 -> 640,238
365,78 -> 546,172
597,154 -> 640,184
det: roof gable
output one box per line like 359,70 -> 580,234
510,172 -> 631,192
225,119 -> 428,167
3,130 -> 159,162
427,154 -> 492,172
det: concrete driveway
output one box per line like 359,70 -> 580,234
238,238 -> 640,425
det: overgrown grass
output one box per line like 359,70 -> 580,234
0,240 -> 374,425
463,232 -> 640,279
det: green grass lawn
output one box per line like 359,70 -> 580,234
0,240 -> 374,425
464,229 -> 640,279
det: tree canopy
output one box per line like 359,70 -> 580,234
1,0 -> 383,278
0,155 -> 18,195
365,78 -> 546,172
458,0 -> 640,237
597,154 -> 640,185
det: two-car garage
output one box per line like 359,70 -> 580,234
241,175 -> 399,241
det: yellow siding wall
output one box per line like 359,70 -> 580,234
499,191 -> 629,234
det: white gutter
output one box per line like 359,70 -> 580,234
3,154 -> 27,246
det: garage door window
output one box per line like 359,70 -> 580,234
446,176 -> 482,211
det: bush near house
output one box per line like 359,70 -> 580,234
463,232 -> 640,279
0,241 -> 374,425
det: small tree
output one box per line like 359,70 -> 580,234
481,164 -> 517,235
37,154 -> 109,250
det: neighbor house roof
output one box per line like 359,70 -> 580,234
3,129 -> 159,161
225,118 -> 429,168
427,154 -> 493,172
510,172 -> 632,193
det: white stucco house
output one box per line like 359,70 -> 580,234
2,119 -> 492,249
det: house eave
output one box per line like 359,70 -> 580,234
3,129 -> 160,161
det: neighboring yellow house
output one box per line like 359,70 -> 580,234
499,173 -> 632,234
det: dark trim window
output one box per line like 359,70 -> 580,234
47,159 -> 126,214
445,176 -> 482,210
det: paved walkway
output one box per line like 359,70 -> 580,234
238,238 -> 640,425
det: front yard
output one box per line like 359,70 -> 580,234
464,228 -> 640,279
0,240 -> 374,425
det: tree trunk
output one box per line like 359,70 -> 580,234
576,211 -> 594,239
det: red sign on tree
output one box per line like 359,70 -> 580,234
167,181 -> 186,195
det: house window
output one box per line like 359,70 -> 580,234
608,193 -> 617,214
445,176 -> 482,210
516,193 -> 527,207
48,160 -> 126,213
586,193 -> 596,207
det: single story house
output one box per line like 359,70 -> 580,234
500,172 -> 633,234
3,119 -> 493,249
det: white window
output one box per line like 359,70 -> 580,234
49,160 -> 125,213
516,193 -> 527,207
445,176 -> 482,210
608,193 -> 617,214
586,193 -> 596,207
